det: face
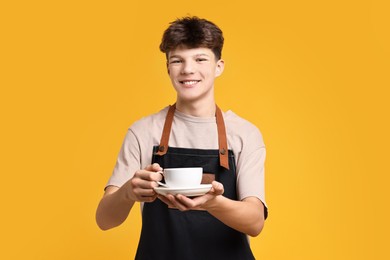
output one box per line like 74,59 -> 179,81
167,47 -> 224,103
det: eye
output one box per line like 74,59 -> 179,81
169,59 -> 182,64
196,58 -> 208,62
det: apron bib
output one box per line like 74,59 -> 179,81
135,104 -> 255,260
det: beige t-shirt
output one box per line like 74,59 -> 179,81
107,106 -> 267,207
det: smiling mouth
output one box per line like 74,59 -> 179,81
179,80 -> 201,86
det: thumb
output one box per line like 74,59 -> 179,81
145,163 -> 162,172
211,181 -> 224,195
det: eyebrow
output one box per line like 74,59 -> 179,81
169,53 -> 211,59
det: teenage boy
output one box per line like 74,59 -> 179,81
96,16 -> 268,260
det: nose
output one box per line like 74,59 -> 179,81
181,61 -> 195,74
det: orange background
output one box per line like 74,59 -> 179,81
1,0 -> 389,259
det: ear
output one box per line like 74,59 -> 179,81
166,61 -> 170,74
215,59 -> 225,77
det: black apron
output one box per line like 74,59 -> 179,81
135,104 -> 255,260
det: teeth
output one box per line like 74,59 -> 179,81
182,81 -> 198,85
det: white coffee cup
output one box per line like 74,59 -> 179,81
162,167 -> 203,188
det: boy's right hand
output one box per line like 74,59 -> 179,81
121,163 -> 163,203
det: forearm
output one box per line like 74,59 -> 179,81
204,196 -> 265,237
95,186 -> 135,230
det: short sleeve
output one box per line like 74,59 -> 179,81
105,129 -> 142,189
235,128 -> 268,218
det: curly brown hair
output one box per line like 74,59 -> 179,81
160,16 -> 224,60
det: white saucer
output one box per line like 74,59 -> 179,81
154,184 -> 212,197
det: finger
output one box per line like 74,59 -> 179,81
144,163 -> 163,172
151,172 -> 163,182
211,181 -> 224,195
134,170 -> 163,182
151,163 -> 163,172
141,194 -> 158,203
143,164 -> 154,171
157,195 -> 175,207
174,194 -> 208,211
178,193 -> 217,210
133,187 -> 157,197
166,194 -> 190,211
143,172 -> 163,182
131,177 -> 159,189
175,194 -> 200,209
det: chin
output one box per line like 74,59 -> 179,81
177,96 -> 199,102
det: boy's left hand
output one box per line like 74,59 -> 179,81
157,181 -> 224,211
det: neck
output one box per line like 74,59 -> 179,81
175,98 -> 216,117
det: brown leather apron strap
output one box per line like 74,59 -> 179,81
155,104 -> 176,156
216,105 -> 230,170
156,104 -> 230,170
